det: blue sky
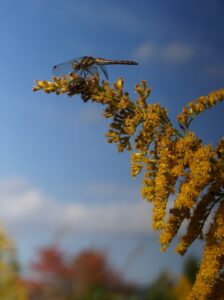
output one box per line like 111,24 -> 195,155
0,0 -> 223,284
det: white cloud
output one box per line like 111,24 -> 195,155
133,41 -> 194,64
84,181 -> 140,201
0,177 -> 152,238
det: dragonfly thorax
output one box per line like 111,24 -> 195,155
72,56 -> 95,72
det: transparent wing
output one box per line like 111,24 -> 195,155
52,57 -> 82,77
84,65 -> 99,78
98,64 -> 108,79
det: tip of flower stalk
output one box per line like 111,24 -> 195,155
32,86 -> 40,92
117,78 -> 123,90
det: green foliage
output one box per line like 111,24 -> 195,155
146,273 -> 174,300
182,256 -> 199,284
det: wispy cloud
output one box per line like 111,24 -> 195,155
133,41 -> 195,65
161,43 -> 194,64
204,62 -> 224,79
0,177 -> 151,238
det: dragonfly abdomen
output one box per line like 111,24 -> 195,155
95,58 -> 138,66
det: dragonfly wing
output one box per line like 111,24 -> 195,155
98,64 -> 108,80
85,65 -> 99,77
52,58 -> 81,77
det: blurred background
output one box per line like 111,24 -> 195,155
0,0 -> 223,299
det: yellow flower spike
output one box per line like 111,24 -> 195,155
188,201 -> 224,299
131,164 -> 143,177
178,88 -> 224,129
131,152 -> 146,162
141,185 -> 155,201
188,101 -> 195,110
209,94 -> 217,105
141,80 -> 147,89
135,84 -> 142,96
102,81 -> 110,91
32,86 -> 41,92
36,80 -> 45,88
116,77 -> 123,90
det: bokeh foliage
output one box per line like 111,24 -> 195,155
0,225 -> 27,300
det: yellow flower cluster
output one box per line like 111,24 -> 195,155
188,201 -> 224,299
178,88 -> 224,130
176,152 -> 224,256
152,126 -> 176,230
104,80 -> 151,152
33,77 -> 69,94
160,143 -> 214,250
33,74 -> 100,101
134,150 -> 157,202
176,188 -> 217,256
134,104 -> 170,152
171,132 -> 200,177
33,75 -> 224,300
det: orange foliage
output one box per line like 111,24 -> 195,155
27,246 -> 129,299
71,249 -> 121,295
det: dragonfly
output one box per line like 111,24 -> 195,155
52,56 -> 138,80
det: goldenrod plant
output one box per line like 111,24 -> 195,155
33,74 -> 224,299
